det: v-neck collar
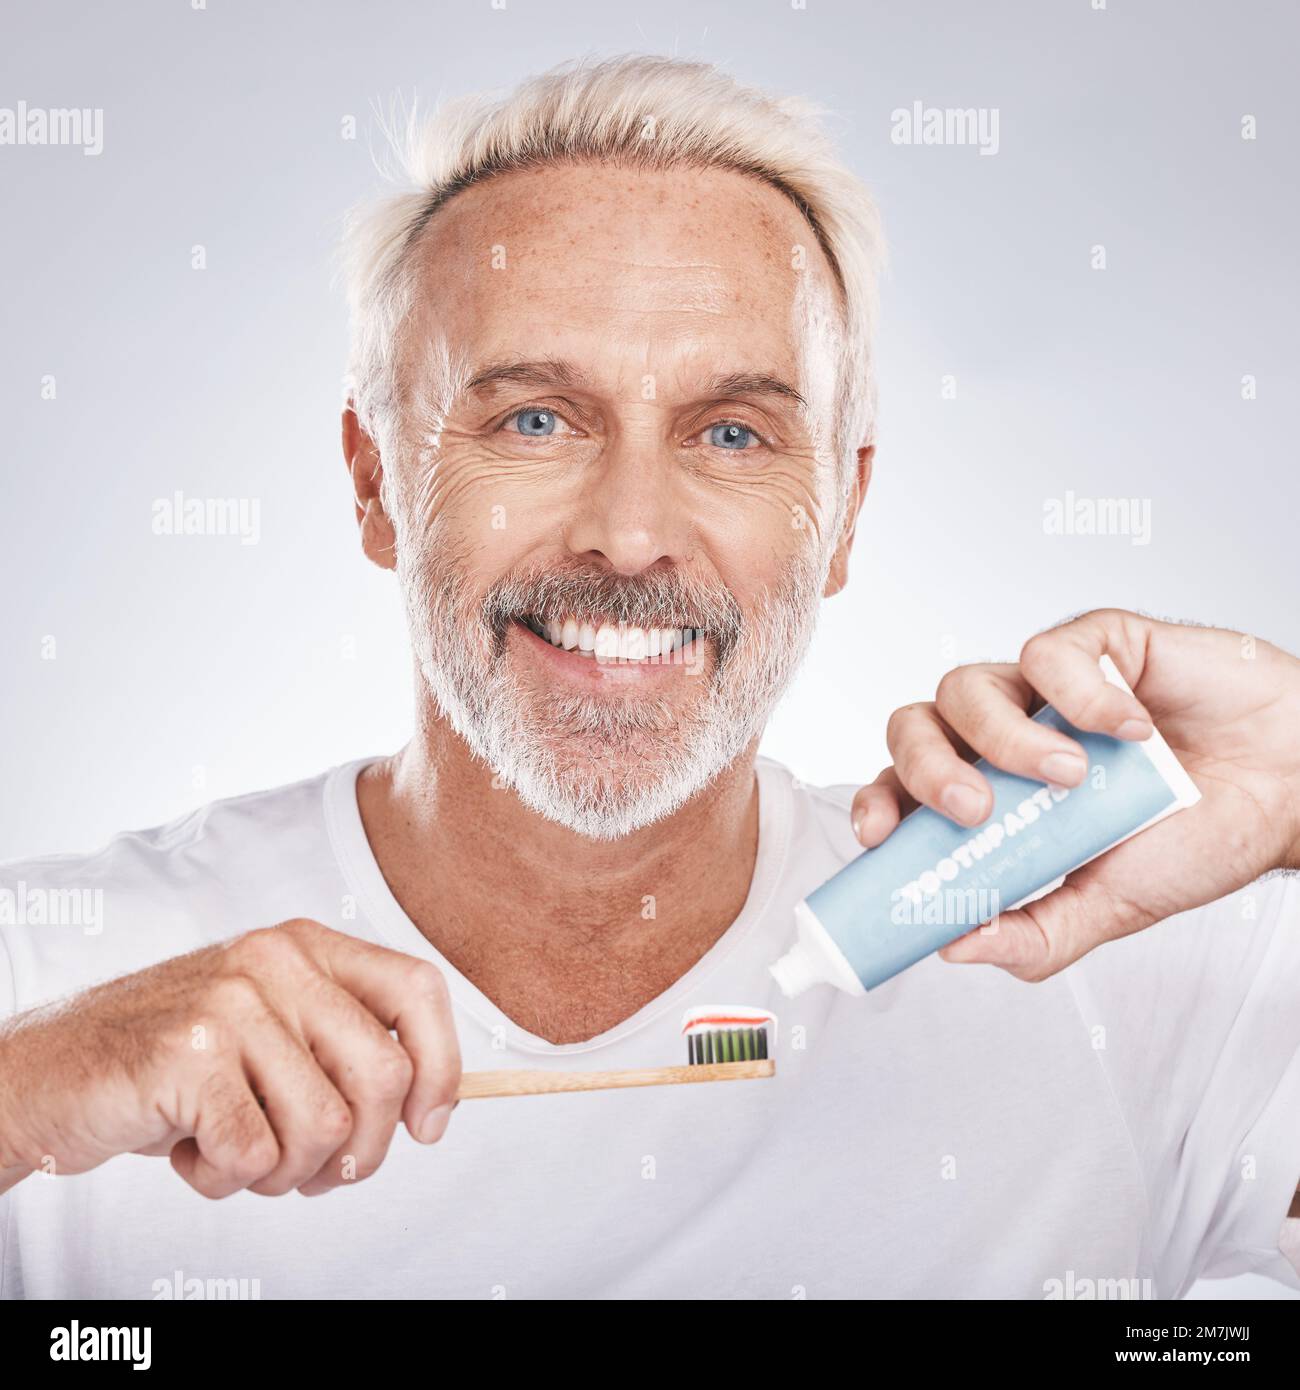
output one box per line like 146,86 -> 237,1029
323,754 -> 793,1056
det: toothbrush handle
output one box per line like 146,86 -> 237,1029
456,1060 -> 775,1099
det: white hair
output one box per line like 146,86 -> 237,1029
339,52 -> 886,495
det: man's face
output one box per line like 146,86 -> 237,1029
370,161 -> 857,838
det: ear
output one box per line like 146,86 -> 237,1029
342,400 -> 397,572
823,443 -> 874,597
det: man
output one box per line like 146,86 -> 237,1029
1,55 -> 1297,1300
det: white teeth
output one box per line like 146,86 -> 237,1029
524,614 -> 704,661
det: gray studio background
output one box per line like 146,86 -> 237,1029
2,0 -> 1297,1298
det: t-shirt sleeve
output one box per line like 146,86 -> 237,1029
1065,872 -> 1300,1296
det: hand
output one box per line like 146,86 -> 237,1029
852,609 -> 1300,980
0,919 -> 462,1198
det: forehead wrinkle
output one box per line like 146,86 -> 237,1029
508,263 -> 832,312
534,255 -> 731,272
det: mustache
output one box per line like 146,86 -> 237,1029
481,559 -> 745,662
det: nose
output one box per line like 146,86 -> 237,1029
563,438 -> 692,575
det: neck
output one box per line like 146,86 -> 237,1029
356,709 -> 762,1044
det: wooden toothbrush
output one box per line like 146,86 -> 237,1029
455,1007 -> 777,1099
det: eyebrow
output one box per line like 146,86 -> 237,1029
465,358 -> 589,393
706,371 -> 808,410
463,358 -> 808,411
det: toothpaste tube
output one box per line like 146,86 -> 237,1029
769,655 -> 1201,997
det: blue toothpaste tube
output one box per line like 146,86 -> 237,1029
769,655 -> 1201,996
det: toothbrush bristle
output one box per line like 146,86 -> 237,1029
681,1006 -> 777,1066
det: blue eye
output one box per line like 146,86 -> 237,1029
710,422 -> 755,450
512,408 -> 557,436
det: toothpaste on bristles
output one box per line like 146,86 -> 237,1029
682,1006 -> 778,1066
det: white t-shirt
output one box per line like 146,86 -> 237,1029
1,755 -> 1298,1300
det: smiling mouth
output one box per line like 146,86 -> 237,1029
514,613 -> 704,663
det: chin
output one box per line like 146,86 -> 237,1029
506,745 -> 715,841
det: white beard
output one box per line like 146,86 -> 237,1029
392,512 -> 828,841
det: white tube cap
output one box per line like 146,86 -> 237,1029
769,902 -> 866,998
769,941 -> 822,998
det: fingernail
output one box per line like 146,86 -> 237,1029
1116,718 -> 1152,740
940,783 -> 987,825
417,1104 -> 453,1144
1038,752 -> 1087,786
851,809 -> 867,842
